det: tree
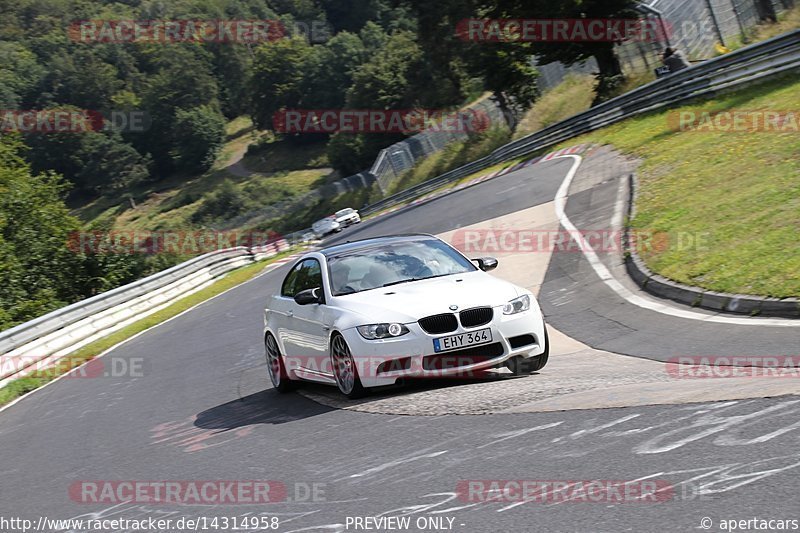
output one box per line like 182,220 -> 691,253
326,31 -> 424,175
398,0 -> 474,106
25,126 -> 151,195
398,0 -> 538,126
74,133 -> 151,193
169,106 -> 226,174
138,47 -> 221,174
249,37 -> 316,130
345,30 -> 424,108
486,0 -> 639,104
0,134 -> 83,328
38,49 -> 122,111
0,42 -> 45,108
302,31 -> 370,109
319,0 -> 397,32
460,44 -> 538,131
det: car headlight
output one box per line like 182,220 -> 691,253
357,323 -> 410,339
503,294 -> 531,315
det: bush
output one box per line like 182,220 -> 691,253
170,106 -> 227,174
191,179 -> 245,223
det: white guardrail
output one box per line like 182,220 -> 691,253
359,29 -> 800,217
2,30 -> 798,389
0,241 -> 290,388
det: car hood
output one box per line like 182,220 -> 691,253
313,220 -> 338,229
331,271 -> 522,323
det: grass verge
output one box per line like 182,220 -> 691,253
556,74 -> 800,297
385,127 -> 513,195
515,74 -> 597,138
0,251 -> 294,407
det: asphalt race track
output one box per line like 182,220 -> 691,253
2,150 -> 799,532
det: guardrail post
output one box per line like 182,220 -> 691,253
705,0 -> 728,46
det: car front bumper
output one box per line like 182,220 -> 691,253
337,216 -> 360,226
340,307 -> 547,388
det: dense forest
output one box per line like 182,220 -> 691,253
0,0 -> 638,330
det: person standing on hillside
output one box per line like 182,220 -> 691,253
662,47 -> 692,73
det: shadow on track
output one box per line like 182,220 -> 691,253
194,389 -> 334,431
297,371 -> 529,409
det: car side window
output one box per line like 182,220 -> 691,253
294,259 -> 322,294
281,259 -> 323,297
280,262 -> 303,297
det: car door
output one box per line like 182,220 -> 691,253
278,258 -> 331,379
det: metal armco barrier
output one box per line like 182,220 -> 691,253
359,29 -> 800,217
0,243 -> 289,388
2,30 -> 798,389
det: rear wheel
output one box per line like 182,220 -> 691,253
266,333 -> 295,393
331,334 -> 366,399
507,328 -> 550,375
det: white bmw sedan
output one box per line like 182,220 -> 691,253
264,234 -> 549,398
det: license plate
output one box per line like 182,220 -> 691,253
433,328 -> 492,353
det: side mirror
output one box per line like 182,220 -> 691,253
474,257 -> 498,272
294,287 -> 322,305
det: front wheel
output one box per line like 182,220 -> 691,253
266,333 -> 295,393
507,328 -> 550,375
330,334 -> 366,399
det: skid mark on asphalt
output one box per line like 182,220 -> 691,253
55,399 -> 800,532
150,415 -> 254,452
347,450 -> 448,479
296,152 -> 799,415
476,421 -> 564,448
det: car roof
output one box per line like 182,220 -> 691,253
320,234 -> 436,257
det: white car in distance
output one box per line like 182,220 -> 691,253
334,207 -> 361,227
263,234 -> 549,398
311,217 -> 341,239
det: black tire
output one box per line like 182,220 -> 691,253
330,334 -> 367,399
265,333 -> 296,393
507,328 -> 550,375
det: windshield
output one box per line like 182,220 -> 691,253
327,239 -> 476,296
335,208 -> 354,217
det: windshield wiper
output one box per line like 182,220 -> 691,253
382,274 -> 450,287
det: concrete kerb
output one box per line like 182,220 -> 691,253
623,173 -> 800,318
